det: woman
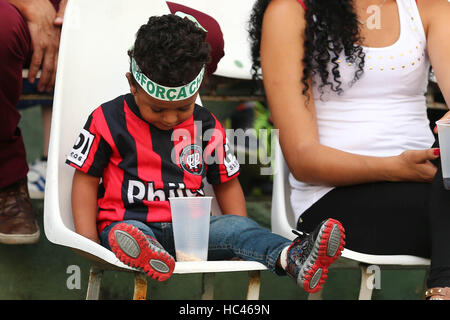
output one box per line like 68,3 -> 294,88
250,0 -> 450,299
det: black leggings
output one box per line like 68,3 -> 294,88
297,159 -> 450,288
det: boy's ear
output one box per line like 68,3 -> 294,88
126,72 -> 138,95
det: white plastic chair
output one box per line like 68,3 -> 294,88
168,0 -> 256,80
271,138 -> 431,299
43,0 -> 266,300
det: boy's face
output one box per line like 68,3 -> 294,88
126,72 -> 197,131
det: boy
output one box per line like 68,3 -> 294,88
66,14 -> 345,292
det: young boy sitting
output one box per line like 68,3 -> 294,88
66,13 -> 345,292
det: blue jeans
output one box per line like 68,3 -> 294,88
100,214 -> 291,274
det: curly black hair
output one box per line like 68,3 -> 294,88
128,14 -> 211,87
249,0 -> 365,98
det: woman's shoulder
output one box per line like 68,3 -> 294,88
417,0 -> 449,10
264,0 -> 305,29
417,0 -> 449,32
268,0 -> 306,11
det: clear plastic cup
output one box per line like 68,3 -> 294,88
169,197 -> 212,261
436,119 -> 450,190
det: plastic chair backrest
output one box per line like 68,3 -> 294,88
271,139 -> 297,241
271,138 -> 430,266
44,0 -> 175,269
168,0 -> 257,79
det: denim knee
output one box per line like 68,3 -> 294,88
210,214 -> 259,231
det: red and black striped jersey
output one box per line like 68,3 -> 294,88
66,94 -> 239,233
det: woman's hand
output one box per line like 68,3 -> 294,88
389,149 -> 440,183
434,111 -> 450,134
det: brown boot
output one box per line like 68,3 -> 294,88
425,287 -> 450,300
0,178 -> 40,244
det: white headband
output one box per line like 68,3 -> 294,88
130,12 -> 207,102
131,58 -> 205,102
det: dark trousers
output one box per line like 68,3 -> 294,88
298,149 -> 450,288
0,0 -> 32,188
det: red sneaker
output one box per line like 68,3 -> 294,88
286,218 -> 346,293
108,223 -> 175,281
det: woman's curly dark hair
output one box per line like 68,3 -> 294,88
249,0 -> 365,98
128,14 -> 210,87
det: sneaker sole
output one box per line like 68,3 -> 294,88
298,218 -> 346,293
109,223 -> 175,281
0,222 -> 40,244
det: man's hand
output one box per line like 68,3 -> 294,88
9,0 -> 67,92
50,0 -> 68,89
53,0 -> 67,26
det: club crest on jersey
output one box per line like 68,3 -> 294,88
179,144 -> 203,175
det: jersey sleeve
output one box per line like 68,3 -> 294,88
65,107 -> 112,177
203,112 -> 240,185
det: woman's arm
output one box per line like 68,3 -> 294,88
71,170 -> 101,243
212,178 -> 247,217
261,0 -> 439,186
425,0 -> 450,131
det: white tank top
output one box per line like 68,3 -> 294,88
290,0 -> 434,222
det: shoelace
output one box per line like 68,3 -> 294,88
292,229 -> 306,236
291,230 -> 309,247
289,229 -> 316,266
292,229 -> 310,238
